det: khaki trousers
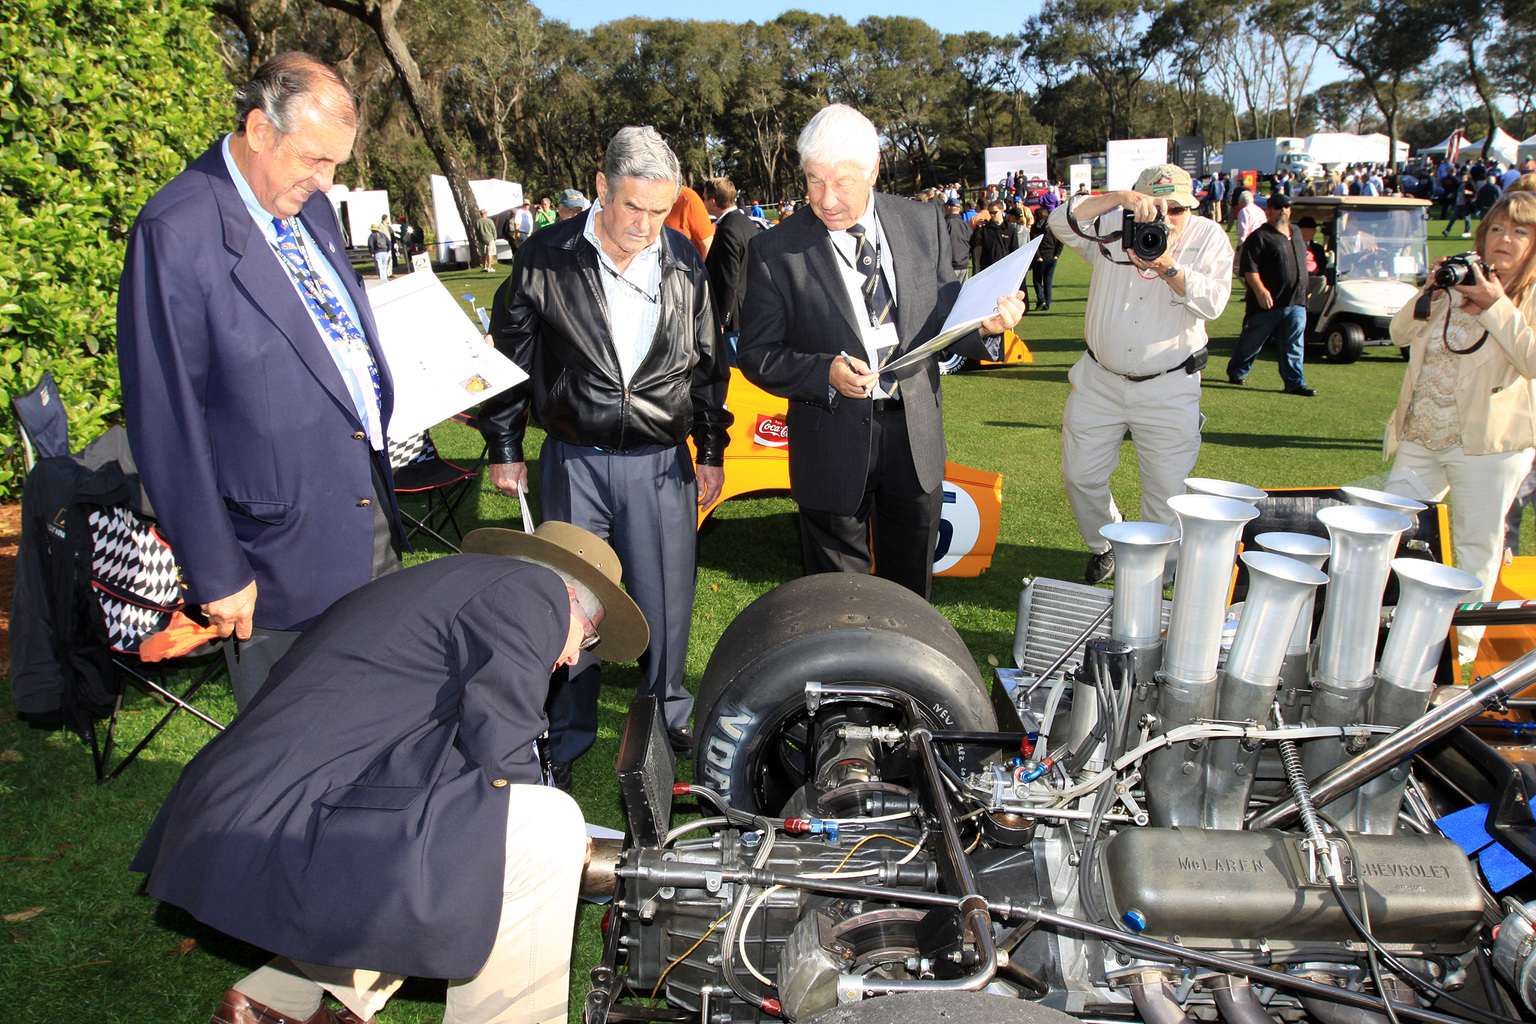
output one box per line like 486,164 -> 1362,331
1387,441 -> 1535,663
234,784 -> 585,1024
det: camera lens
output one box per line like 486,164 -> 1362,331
1133,222 -> 1169,261
1434,257 -> 1473,289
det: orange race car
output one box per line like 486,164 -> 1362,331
693,370 -> 1008,577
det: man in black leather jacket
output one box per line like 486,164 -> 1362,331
478,125 -> 732,785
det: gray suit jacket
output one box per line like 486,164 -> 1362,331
736,193 -> 991,514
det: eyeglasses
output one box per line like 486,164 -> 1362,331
571,602 -> 602,651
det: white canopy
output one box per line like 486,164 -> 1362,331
1358,133 -> 1412,164
1484,127 -> 1522,164
1419,131 -> 1462,155
1521,133 -> 1536,162
430,176 -> 524,262
1424,127 -> 1521,164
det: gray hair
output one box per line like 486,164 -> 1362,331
798,104 -> 880,174
601,126 -> 681,203
512,558 -> 604,621
233,51 -> 357,136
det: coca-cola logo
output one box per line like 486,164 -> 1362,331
753,414 -> 789,448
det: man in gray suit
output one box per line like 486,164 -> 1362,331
737,104 -> 1025,599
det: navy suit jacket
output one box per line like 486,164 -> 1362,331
117,141 -> 401,630
736,194 -> 992,515
132,557 -> 567,979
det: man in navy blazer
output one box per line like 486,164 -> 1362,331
117,53 -> 403,706
737,104 -> 1025,599
133,524 -> 649,1024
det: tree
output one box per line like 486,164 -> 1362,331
1024,0 -> 1165,142
1298,0 -> 1450,169
1489,26 -> 1536,133
1436,0 -> 1536,159
315,0 -> 493,266
0,0 -> 228,498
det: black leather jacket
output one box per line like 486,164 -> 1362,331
478,210 -> 732,465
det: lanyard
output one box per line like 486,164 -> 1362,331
271,226 -> 347,326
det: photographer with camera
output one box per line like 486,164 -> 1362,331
1048,163 -> 1235,583
1384,190 -> 1536,663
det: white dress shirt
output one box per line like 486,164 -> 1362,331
583,199 -> 663,387
827,202 -> 900,395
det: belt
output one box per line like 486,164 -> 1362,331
1087,348 -> 1191,383
871,397 -> 904,412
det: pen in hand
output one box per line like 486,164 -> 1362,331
839,350 -> 874,397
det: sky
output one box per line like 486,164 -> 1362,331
537,0 -> 1039,34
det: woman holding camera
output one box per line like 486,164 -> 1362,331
1385,190 -> 1536,662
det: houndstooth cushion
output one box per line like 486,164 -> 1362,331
88,506 -> 183,653
93,589 -> 172,653
387,431 -> 438,470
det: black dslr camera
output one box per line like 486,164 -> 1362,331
1434,252 -> 1480,289
1122,210 -> 1170,261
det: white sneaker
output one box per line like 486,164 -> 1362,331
1462,232 -> 1472,238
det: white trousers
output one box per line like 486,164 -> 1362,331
1387,440 -> 1535,662
1062,353 -> 1204,554
234,784 -> 586,1024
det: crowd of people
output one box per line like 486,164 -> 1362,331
90,46 -> 1536,1024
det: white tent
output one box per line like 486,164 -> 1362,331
1419,130 -> 1462,156
1302,132 -> 1409,168
1358,133 -> 1411,165
327,184 -> 392,249
430,175 -> 524,262
1521,133 -> 1536,163
1304,133 -> 1369,168
1424,127 -> 1521,165
1483,127 -> 1522,165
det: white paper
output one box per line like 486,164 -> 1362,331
368,270 -> 527,439
880,234 -> 1040,375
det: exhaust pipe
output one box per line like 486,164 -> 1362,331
1146,494 -> 1259,826
1204,551 -> 1328,828
1305,505 -> 1412,827
1357,558 -> 1481,833
1254,531 -> 1331,711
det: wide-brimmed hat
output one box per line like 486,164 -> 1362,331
1133,164 -> 1197,209
462,523 -> 648,661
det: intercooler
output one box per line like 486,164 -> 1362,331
1012,576 -> 1171,681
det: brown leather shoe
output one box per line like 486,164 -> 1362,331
210,989 -> 376,1024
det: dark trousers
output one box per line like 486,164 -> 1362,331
538,438 -> 698,763
797,404 -> 942,601
1032,258 -> 1057,307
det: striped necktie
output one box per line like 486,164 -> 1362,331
845,223 -> 898,396
845,223 -> 894,327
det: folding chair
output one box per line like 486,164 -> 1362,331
388,427 -> 484,552
9,383 -> 227,784
83,501 -> 226,783
10,370 -> 69,467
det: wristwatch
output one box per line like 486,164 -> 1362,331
1163,264 -> 1181,278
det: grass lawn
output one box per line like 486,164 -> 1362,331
1,217 -> 1519,1023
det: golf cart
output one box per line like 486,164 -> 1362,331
1289,195 -> 1431,363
